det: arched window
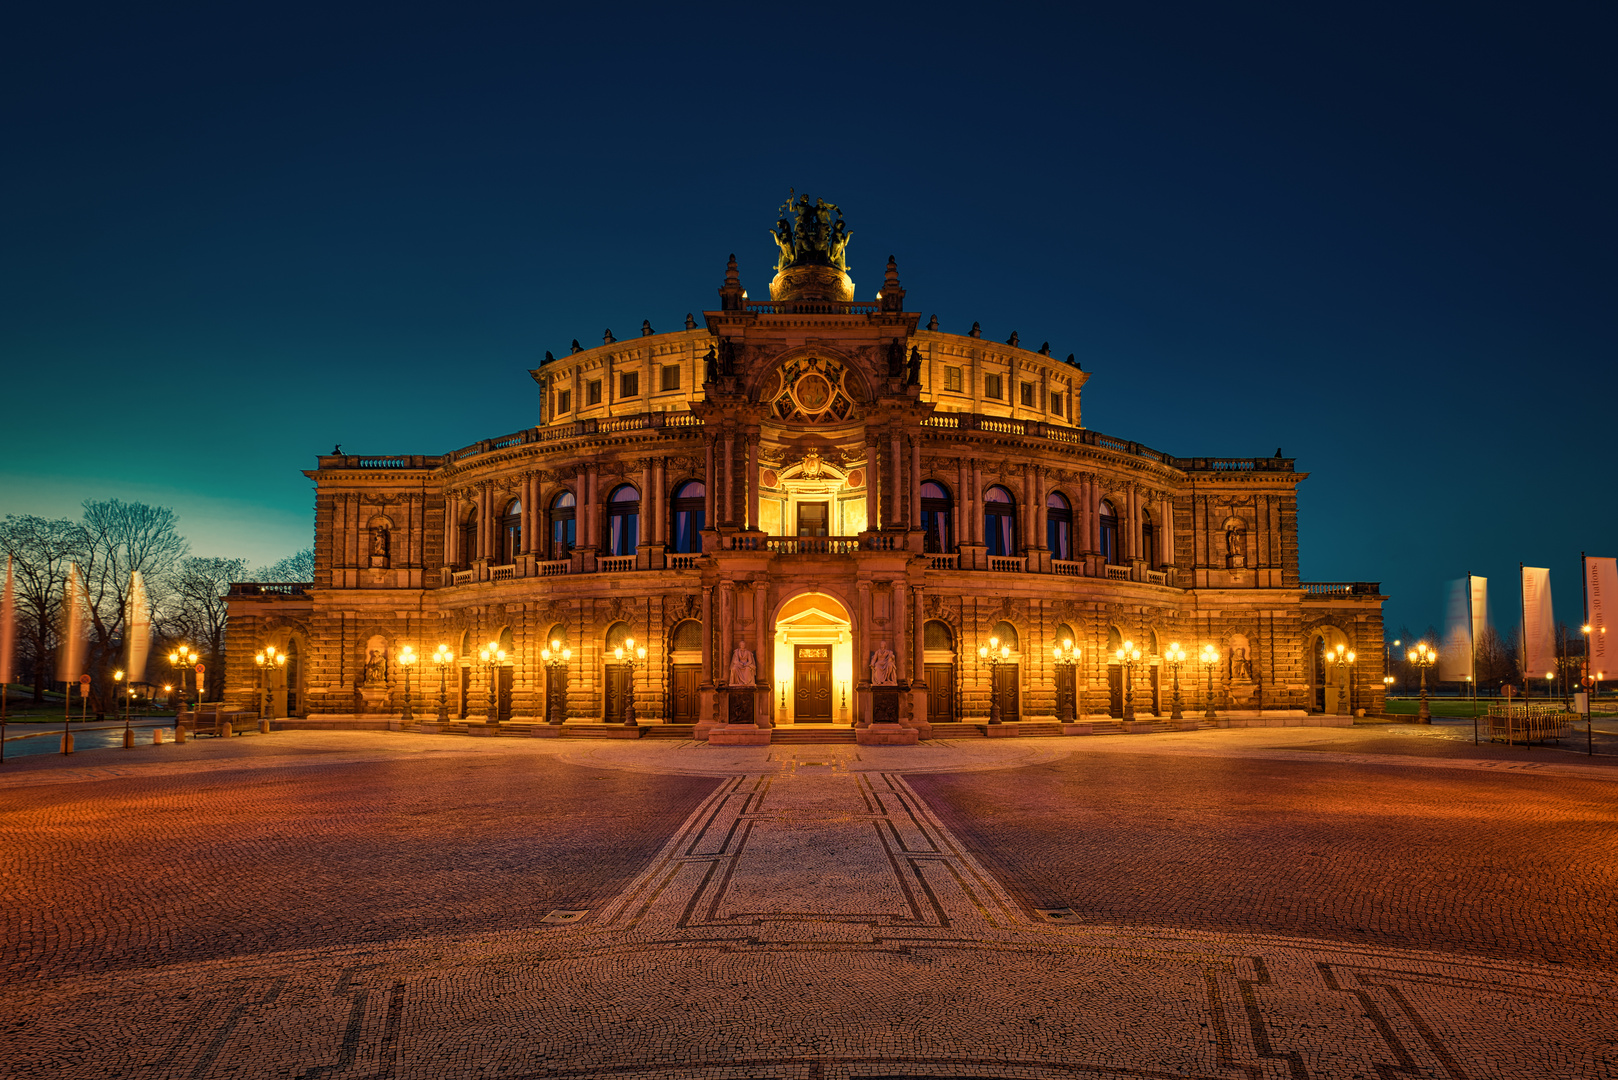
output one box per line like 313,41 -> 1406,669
605,621 -> 633,651
499,499 -> 522,565
984,486 -> 1018,557
458,508 -> 478,569
1141,508 -> 1155,568
1046,491 -> 1072,561
924,620 -> 954,651
1053,623 -> 1076,650
671,620 -> 703,653
607,485 -> 640,557
1106,625 -> 1123,652
991,621 -> 1019,651
549,491 -> 576,558
670,481 -> 706,553
544,623 -> 569,651
921,481 -> 954,553
1098,499 -> 1120,565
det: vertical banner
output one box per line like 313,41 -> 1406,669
1470,576 -> 1488,670
0,555 -> 15,686
1586,557 -> 1617,676
126,571 -> 151,684
1521,566 -> 1556,680
1441,577 -> 1472,682
55,562 -> 88,685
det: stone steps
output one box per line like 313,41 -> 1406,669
770,727 -> 858,744
643,724 -> 696,739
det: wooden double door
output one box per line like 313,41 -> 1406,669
671,664 -> 701,723
926,663 -> 955,723
793,644 -> 833,721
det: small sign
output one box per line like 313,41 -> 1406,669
195,663 -> 205,675
79,674 -> 91,695
1575,692 -> 1589,713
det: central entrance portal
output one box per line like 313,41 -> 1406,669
773,591 -> 854,724
794,644 -> 833,719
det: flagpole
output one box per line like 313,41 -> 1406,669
1584,552 -> 1593,756
1515,563 -> 1525,749
1468,571 -> 1477,744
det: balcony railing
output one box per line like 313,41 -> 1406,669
490,563 -> 516,582
767,536 -> 862,555
1052,560 -> 1083,577
227,582 -> 311,597
927,553 -> 960,570
451,569 -> 476,585
1104,564 -> 1131,581
539,559 -> 570,577
599,555 -> 636,572
1144,569 -> 1168,585
744,298 -> 882,315
989,556 -> 1026,573
1301,581 -> 1381,597
667,553 -> 701,569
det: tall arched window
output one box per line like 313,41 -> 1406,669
984,486 -> 1018,556
921,481 -> 954,553
458,508 -> 478,569
607,485 -> 640,556
1046,491 -> 1072,560
1098,499 -> 1120,565
991,621 -> 1019,651
549,491 -> 576,558
671,481 -> 705,553
499,499 -> 522,565
924,620 -> 954,651
1140,508 -> 1155,568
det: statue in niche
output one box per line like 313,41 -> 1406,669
886,338 -> 905,378
906,346 -> 922,386
728,641 -> 757,688
362,648 -> 388,686
1225,526 -> 1247,569
718,339 -> 737,376
703,345 -> 718,385
870,641 -> 898,686
369,527 -> 390,567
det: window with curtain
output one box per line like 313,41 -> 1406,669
1099,499 -> 1120,565
983,485 -> 1017,556
550,491 -> 576,558
921,481 -> 953,553
1046,491 -> 1072,560
606,485 -> 640,556
670,480 -> 705,553
499,499 -> 522,565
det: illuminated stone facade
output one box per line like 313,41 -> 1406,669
225,218 -> 1386,732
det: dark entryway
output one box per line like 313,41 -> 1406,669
926,663 -> 955,723
497,667 -> 513,722
671,664 -> 700,724
993,664 -> 1019,722
604,664 -> 632,723
797,502 -> 829,537
1107,666 -> 1124,718
459,666 -> 471,719
794,644 -> 832,721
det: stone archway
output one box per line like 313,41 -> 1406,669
771,591 -> 854,724
1309,625 -> 1352,714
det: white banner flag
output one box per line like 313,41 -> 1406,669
0,555 -> 15,686
1587,557 -> 1617,678
1441,577 -> 1472,682
1521,566 -> 1556,680
1471,576 -> 1488,668
126,571 -> 151,684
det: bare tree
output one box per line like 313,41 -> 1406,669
257,547 -> 314,582
0,516 -> 87,701
168,557 -> 247,699
78,500 -> 189,717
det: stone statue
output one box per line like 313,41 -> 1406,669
685,313 -> 696,330
603,329 -> 616,345
827,214 -> 852,270
870,642 -> 898,686
362,649 -> 388,686
1007,331 -> 1019,347
332,444 -> 342,455
927,314 -> 938,331
641,320 -> 654,336
1039,341 -> 1051,356
729,641 -> 756,687
542,350 -> 555,364
369,527 -> 389,560
771,217 -> 795,272
969,322 -> 982,339
1067,353 -> 1080,369
1232,646 -> 1254,683
703,345 -> 718,385
906,346 -> 922,387
887,338 -> 905,378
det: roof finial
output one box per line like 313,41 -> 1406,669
927,314 -> 938,331
684,313 -> 696,330
969,321 -> 982,339
641,320 -> 654,337
1007,331 -> 1019,347
1038,341 -> 1051,356
603,328 -> 616,345
570,339 -> 583,354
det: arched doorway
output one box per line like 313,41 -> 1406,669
669,619 -> 703,723
987,620 -> 1021,722
1311,627 -> 1350,714
923,620 -> 956,723
772,592 -> 854,724
543,623 -> 569,723
603,620 -> 634,722
1052,622 -> 1077,720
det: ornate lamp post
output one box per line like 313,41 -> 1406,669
478,641 -> 506,724
540,638 -> 572,725
1407,641 -> 1436,722
255,645 -> 287,720
1164,643 -> 1186,720
1114,639 -> 1142,719
168,645 -> 199,716
432,644 -> 453,721
113,669 -> 132,746
397,645 -> 417,722
1200,644 -> 1220,719
1328,643 -> 1357,716
976,636 -> 1009,723
1052,637 -> 1079,723
613,636 -> 648,726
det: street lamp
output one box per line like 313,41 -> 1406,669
1200,644 -> 1220,719
613,636 -> 648,726
168,645 -> 199,716
432,644 -> 454,721
976,635 -> 1010,724
540,638 -> 572,725
1329,643 -> 1357,716
1164,643 -> 1186,720
1052,637 -> 1079,723
397,645 -> 417,722
114,669 -> 132,746
478,641 -> 507,724
254,645 -> 287,720
1114,639 -> 1142,720
1407,641 -> 1436,722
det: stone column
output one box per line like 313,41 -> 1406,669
754,581 -> 770,726
890,431 -> 903,530
912,586 -> 926,684
723,431 -> 735,527
909,435 -> 922,529
856,580 -> 872,725
446,493 -> 460,567
704,436 -> 716,525
719,582 -> 735,682
893,581 -> 909,685
746,433 -> 760,531
653,457 -> 666,544
956,457 -> 968,545
971,460 -> 983,543
700,585 -> 714,684
866,433 -> 881,530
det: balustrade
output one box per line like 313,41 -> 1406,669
1104,564 -> 1131,581
599,555 -> 636,572
538,559 -> 570,577
767,536 -> 861,555
451,569 -> 477,585
927,553 -> 960,570
988,556 -> 1026,573
667,553 -> 701,569
490,563 -> 516,582
1052,560 -> 1083,577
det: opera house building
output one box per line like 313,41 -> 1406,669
225,199 -> 1386,739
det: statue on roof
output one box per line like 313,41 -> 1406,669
770,189 -> 852,273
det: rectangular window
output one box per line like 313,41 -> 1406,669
587,380 -> 602,406
944,366 -> 962,392
1020,382 -> 1035,407
984,374 -> 1003,400
1051,392 -> 1064,417
620,371 -> 639,399
660,364 -> 680,391
556,389 -> 571,414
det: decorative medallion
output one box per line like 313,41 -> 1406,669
767,357 -> 856,424
847,468 -> 864,489
762,470 -> 779,488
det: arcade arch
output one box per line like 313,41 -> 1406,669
772,591 -> 854,724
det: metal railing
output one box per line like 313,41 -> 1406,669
1483,703 -> 1575,743
744,298 -> 883,315
1301,582 -> 1381,597
227,582 -> 311,596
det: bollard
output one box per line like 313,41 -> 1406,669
175,725 -> 188,744
258,718 -> 270,735
123,728 -> 134,749
220,722 -> 233,738
153,728 -> 165,745
60,733 -> 74,755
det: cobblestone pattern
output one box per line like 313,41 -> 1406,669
2,731 -> 1616,1078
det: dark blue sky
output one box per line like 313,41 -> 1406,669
4,3 -> 1612,635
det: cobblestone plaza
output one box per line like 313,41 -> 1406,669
4,725 -> 1615,1078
